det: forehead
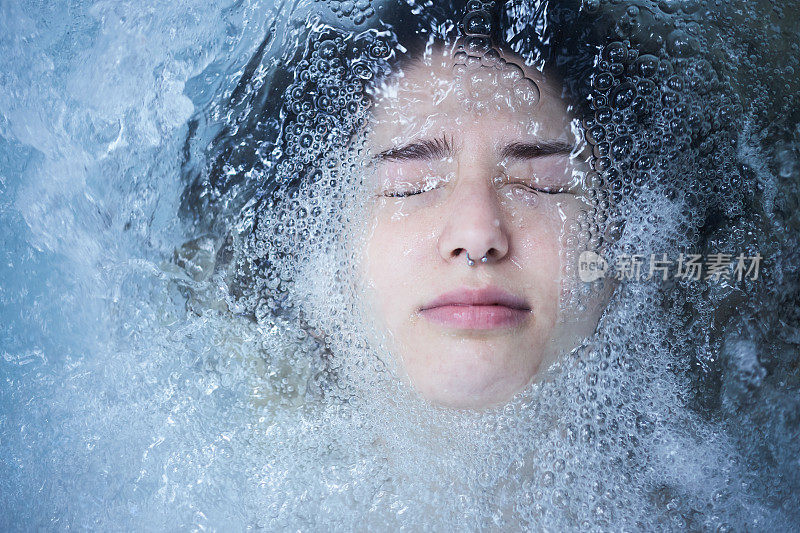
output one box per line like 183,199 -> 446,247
369,46 -> 574,149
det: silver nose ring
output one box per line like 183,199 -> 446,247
466,252 -> 489,266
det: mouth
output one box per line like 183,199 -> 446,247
418,286 -> 532,330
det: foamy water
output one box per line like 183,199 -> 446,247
2,0 -> 799,530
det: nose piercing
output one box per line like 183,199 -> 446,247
466,252 -> 489,266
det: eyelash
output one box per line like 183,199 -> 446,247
381,180 -> 443,198
505,183 -> 565,195
383,190 -> 425,198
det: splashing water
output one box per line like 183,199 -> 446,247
1,0 -> 799,530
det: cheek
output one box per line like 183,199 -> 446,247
511,204 -> 574,317
363,207 -> 435,318
517,197 -> 585,251
512,208 -> 564,269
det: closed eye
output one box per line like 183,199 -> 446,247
383,189 -> 423,198
497,177 -> 575,196
511,184 -> 569,195
380,178 -> 445,198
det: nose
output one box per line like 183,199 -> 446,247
437,178 -> 510,265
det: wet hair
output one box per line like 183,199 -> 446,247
179,0 -> 760,353
170,1 -> 620,399
176,2 -> 750,348
163,5 -> 799,523
178,0 -> 607,241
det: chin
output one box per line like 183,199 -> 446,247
412,358 -> 533,410
421,382 -> 518,410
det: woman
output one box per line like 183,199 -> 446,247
180,0 -> 615,410
175,1 -> 794,529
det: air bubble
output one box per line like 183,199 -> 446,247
610,83 -> 637,109
351,61 -> 373,79
604,42 -> 629,64
369,40 -> 390,59
594,72 -> 616,92
463,10 -> 492,36
666,29 -> 698,57
635,55 -> 659,78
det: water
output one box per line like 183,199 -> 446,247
1,0 -> 799,530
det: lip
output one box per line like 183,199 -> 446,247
419,287 -> 532,330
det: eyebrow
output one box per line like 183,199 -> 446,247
499,140 -> 575,160
373,136 -> 574,163
375,134 -> 455,162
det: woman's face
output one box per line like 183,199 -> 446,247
359,46 -> 607,409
